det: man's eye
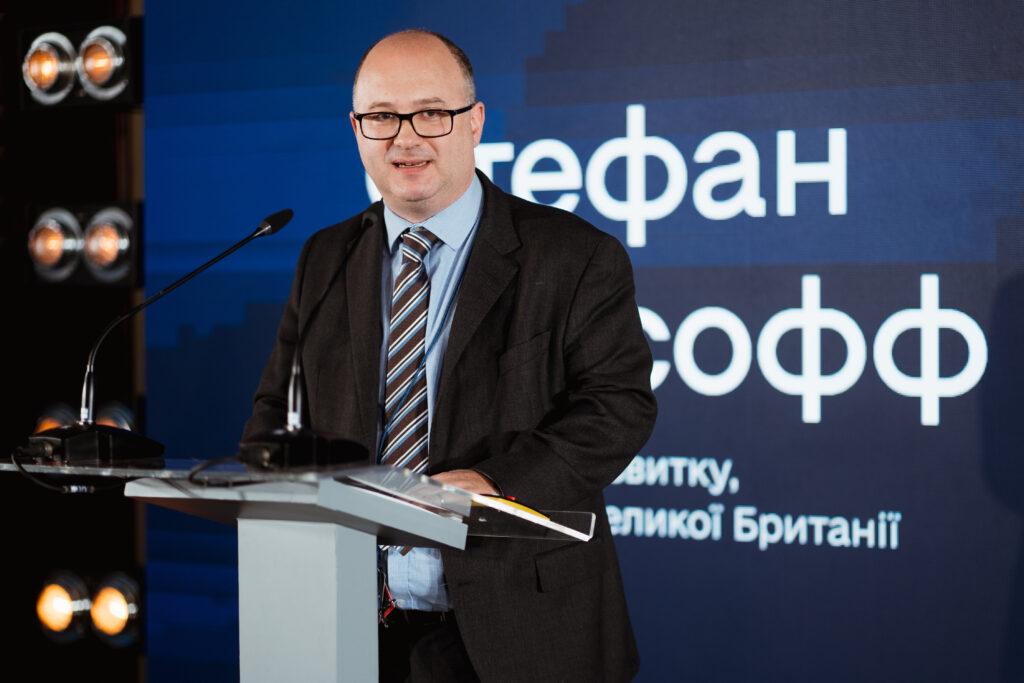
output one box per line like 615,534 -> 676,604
418,110 -> 444,120
366,113 -> 395,122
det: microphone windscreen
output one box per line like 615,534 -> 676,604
258,208 -> 294,235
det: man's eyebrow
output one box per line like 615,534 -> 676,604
361,97 -> 448,111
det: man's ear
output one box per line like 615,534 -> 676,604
470,102 -> 485,145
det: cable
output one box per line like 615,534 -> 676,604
186,454 -> 245,487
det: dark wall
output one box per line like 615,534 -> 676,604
0,2 -> 142,679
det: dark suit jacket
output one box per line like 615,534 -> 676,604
244,172 -> 657,682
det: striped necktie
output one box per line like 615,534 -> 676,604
380,227 -> 440,474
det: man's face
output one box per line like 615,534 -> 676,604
351,34 -> 484,224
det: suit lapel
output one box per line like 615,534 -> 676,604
434,176 -> 520,460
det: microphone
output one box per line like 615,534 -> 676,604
238,211 -> 375,470
23,209 -> 294,465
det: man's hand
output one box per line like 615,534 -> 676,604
432,469 -> 500,495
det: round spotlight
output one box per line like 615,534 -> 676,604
90,573 -> 140,646
83,207 -> 133,282
22,32 -> 76,105
28,208 -> 82,282
33,403 -> 78,434
37,572 -> 91,643
76,26 -> 128,100
26,46 -> 60,90
81,41 -> 117,85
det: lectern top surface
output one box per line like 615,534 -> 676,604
1,457 -> 370,483
4,458 -> 595,542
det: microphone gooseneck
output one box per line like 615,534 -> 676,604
79,209 -> 294,426
24,209 -> 293,466
240,210 -> 376,470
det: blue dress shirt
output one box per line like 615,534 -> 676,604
379,175 -> 483,611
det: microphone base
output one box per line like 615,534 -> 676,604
27,424 -> 166,465
239,428 -> 369,470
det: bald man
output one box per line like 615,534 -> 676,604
245,30 -> 656,682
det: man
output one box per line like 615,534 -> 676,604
244,29 -> 656,682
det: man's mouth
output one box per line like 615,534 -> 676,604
394,161 -> 429,168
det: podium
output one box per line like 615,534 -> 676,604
5,458 -> 594,682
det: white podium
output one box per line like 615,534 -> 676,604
120,463 -> 593,682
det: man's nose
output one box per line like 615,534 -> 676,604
392,117 -> 423,146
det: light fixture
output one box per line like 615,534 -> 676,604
27,205 -> 141,286
37,572 -> 91,643
75,26 -> 128,101
22,32 -> 77,105
20,19 -> 140,109
90,572 -> 140,646
83,207 -> 133,282
27,208 -> 82,282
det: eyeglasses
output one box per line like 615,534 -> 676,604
353,103 -> 475,140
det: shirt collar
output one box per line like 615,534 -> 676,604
383,174 -> 483,253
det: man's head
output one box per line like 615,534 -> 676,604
351,30 -> 484,224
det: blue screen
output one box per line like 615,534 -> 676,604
144,2 -> 1024,680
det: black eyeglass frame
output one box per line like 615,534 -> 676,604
352,103 -> 476,140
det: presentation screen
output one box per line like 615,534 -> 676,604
143,2 -> 1024,680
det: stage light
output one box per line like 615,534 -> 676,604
76,26 -> 128,101
22,32 -> 76,105
37,572 -> 91,643
83,207 -> 133,282
33,403 -> 77,433
81,42 -> 115,85
95,402 -> 136,431
90,573 -> 140,646
26,48 -> 59,89
27,205 -> 141,286
27,208 -> 82,282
